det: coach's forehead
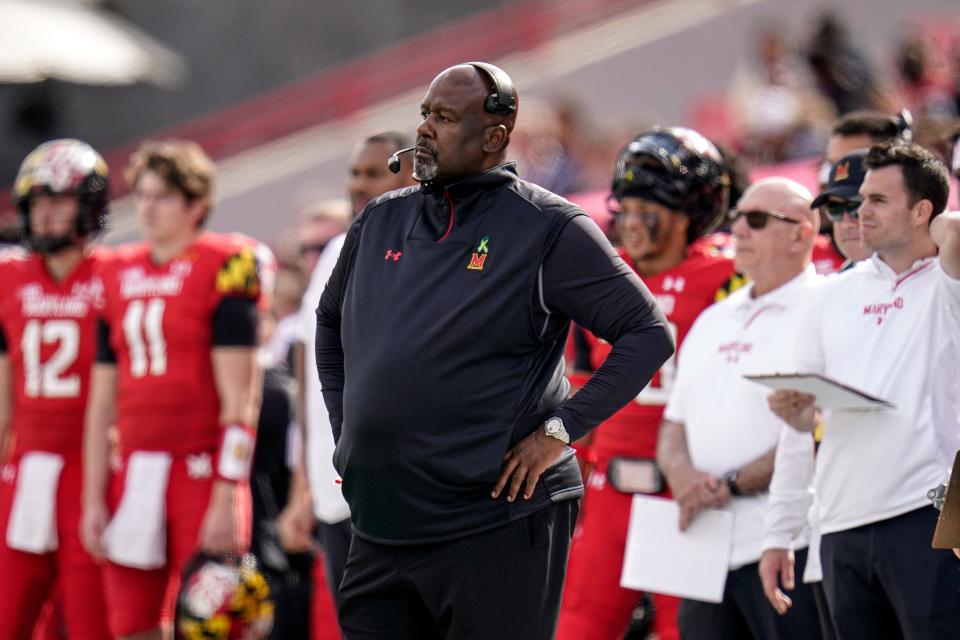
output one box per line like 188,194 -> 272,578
423,66 -> 487,110
741,179 -> 816,224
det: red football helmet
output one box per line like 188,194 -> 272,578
175,553 -> 274,640
13,138 -> 110,253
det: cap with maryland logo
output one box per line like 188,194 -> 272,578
811,149 -> 868,208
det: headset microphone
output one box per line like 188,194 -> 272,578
388,147 -> 416,174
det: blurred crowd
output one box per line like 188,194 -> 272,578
728,12 -> 960,165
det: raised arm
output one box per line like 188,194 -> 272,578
932,211 -> 960,279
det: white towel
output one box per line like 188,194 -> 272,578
6,452 -> 64,553
103,451 -> 172,569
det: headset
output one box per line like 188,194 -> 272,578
467,61 -> 517,116
389,62 -> 516,173
893,108 -> 914,143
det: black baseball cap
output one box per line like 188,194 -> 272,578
811,149 -> 868,209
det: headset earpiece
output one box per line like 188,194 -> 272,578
467,61 -> 516,116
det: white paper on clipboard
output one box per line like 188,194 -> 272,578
743,372 -> 895,410
620,495 -> 733,603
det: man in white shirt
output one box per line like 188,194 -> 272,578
769,142 -> 960,639
759,149 -> 874,640
277,133 -> 415,632
658,177 -> 825,639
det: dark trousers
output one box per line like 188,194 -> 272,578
338,499 -> 579,640
678,548 -> 824,640
318,517 -> 353,598
819,506 -> 960,640
811,580 -> 840,640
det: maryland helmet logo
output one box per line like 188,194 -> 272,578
176,554 -> 274,640
14,139 -> 108,200
216,249 -> 260,300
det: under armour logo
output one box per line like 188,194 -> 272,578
663,275 -> 686,292
186,453 -> 213,479
385,250 -> 402,261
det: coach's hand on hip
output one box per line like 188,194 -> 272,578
492,425 -> 567,502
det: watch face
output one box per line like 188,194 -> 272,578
545,418 -> 568,443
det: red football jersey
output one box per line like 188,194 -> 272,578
812,235 -> 844,275
99,233 -> 260,455
0,249 -> 107,454
581,234 -> 735,460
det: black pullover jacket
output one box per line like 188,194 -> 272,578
316,163 -> 673,544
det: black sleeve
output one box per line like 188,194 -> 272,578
571,325 -> 593,373
252,366 -> 296,482
96,318 -> 117,364
542,214 -> 675,441
0,323 -> 7,353
212,296 -> 259,347
316,216 -> 364,444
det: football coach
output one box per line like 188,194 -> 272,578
315,62 -> 674,640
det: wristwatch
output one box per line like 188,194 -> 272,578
543,417 -> 570,445
723,470 -> 743,497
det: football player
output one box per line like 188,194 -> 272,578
0,139 -> 111,639
557,128 -> 735,640
80,140 -> 262,640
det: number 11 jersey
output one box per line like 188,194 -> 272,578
98,234 -> 260,455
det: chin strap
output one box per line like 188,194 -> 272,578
25,232 -> 77,256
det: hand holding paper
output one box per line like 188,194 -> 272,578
746,372 -> 895,416
767,390 -> 818,433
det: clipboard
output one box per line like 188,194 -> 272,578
932,451 -> 960,549
743,372 -> 896,410
620,495 -> 733,603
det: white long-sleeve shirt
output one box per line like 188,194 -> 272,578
763,424 -> 822,582
764,426 -> 815,552
299,232 -> 350,524
793,255 -> 960,535
665,266 -> 821,568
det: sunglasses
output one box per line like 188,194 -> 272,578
728,209 -> 802,230
821,200 -> 860,223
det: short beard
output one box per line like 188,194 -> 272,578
413,155 -> 439,183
